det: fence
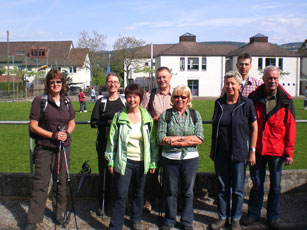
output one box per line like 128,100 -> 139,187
0,120 -> 306,174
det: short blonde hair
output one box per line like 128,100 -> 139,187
171,85 -> 192,109
224,71 -> 243,85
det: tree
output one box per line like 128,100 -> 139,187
112,36 -> 146,85
77,30 -> 107,85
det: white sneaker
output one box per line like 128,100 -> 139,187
84,110 -> 88,112
80,111 -> 83,113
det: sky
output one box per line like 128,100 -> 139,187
0,0 -> 306,50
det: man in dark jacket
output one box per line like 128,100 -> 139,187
244,66 -> 296,230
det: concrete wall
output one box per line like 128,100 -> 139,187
1,170 -> 306,198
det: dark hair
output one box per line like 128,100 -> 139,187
106,72 -> 120,83
237,53 -> 252,63
44,69 -> 67,95
124,84 -> 144,102
156,66 -> 171,76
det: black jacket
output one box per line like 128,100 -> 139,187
211,94 -> 257,162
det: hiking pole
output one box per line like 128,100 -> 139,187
54,135 -> 62,230
61,140 -> 78,229
101,162 -> 106,217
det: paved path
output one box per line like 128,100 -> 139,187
0,193 -> 307,230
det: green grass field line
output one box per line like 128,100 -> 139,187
0,99 -> 306,173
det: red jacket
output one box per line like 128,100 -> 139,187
248,84 -> 296,158
79,91 -> 85,102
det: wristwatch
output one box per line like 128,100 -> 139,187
181,136 -> 184,142
250,147 -> 256,152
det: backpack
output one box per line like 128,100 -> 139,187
147,88 -> 157,115
164,108 -> 198,125
29,95 -> 70,139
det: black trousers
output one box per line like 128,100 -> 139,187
27,145 -> 70,224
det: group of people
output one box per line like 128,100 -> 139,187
25,52 -> 296,230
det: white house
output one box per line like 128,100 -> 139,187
299,39 -> 307,95
127,33 -> 237,96
228,34 -> 300,96
0,41 -> 91,94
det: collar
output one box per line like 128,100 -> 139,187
157,86 -> 173,96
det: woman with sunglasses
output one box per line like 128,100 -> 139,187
25,69 -> 75,230
210,71 -> 257,230
105,84 -> 159,230
157,85 -> 203,230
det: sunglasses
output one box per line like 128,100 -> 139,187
107,81 -> 119,85
174,95 -> 188,100
49,80 -> 62,85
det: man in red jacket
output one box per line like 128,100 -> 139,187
244,65 -> 296,230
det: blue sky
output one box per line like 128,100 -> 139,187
1,0 -> 306,50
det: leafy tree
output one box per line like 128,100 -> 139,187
92,66 -> 106,86
77,30 -> 107,84
112,36 -> 146,85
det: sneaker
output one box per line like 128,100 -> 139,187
143,200 -> 152,213
231,219 -> 241,230
84,110 -> 88,112
80,111 -> 83,113
210,219 -> 227,230
161,223 -> 173,230
25,223 -> 36,230
242,216 -> 258,226
268,219 -> 280,230
183,225 -> 193,230
132,221 -> 143,230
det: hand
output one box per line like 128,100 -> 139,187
285,157 -> 293,166
248,151 -> 256,166
149,168 -> 156,174
56,131 -> 67,142
108,167 -> 114,174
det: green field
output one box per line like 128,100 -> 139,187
0,99 -> 306,173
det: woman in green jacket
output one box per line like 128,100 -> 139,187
105,84 -> 159,230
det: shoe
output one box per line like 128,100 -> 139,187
80,111 -> 82,113
143,201 -> 152,213
231,219 -> 241,230
132,221 -> 143,230
25,223 -> 36,230
210,219 -> 227,230
55,212 -> 66,225
242,216 -> 258,226
183,225 -> 193,230
161,223 -> 173,230
84,110 -> 87,112
268,219 -> 280,230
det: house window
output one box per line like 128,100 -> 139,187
265,58 -> 276,66
180,57 -> 185,71
27,66 -> 32,71
202,57 -> 207,71
258,58 -> 263,70
145,62 -> 149,66
278,58 -> 283,70
187,58 -> 199,71
73,67 -> 77,73
188,80 -> 199,96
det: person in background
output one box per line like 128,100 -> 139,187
158,85 -> 203,230
210,71 -> 257,230
244,66 -> 296,230
90,72 -> 126,216
105,83 -> 159,230
90,86 -> 96,103
25,69 -> 75,230
141,66 -> 173,212
78,88 -> 87,112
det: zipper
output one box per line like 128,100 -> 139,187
213,101 -> 223,159
231,101 -> 245,161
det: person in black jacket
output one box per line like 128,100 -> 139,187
210,71 -> 258,230
90,72 -> 126,216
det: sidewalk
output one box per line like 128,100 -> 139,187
0,192 -> 306,230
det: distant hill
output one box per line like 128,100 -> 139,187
280,42 -> 303,52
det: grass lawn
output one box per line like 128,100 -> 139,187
0,99 -> 306,173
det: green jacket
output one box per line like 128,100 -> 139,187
105,106 -> 159,175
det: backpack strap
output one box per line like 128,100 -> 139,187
100,97 -> 108,112
189,109 -> 198,125
41,95 -> 48,115
165,108 -> 173,123
63,96 -> 70,112
119,94 -> 127,106
147,88 -> 157,115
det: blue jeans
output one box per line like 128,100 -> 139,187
79,101 -> 87,112
109,160 -> 146,230
90,96 -> 96,103
162,157 -> 198,227
214,156 -> 246,221
248,154 -> 284,220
